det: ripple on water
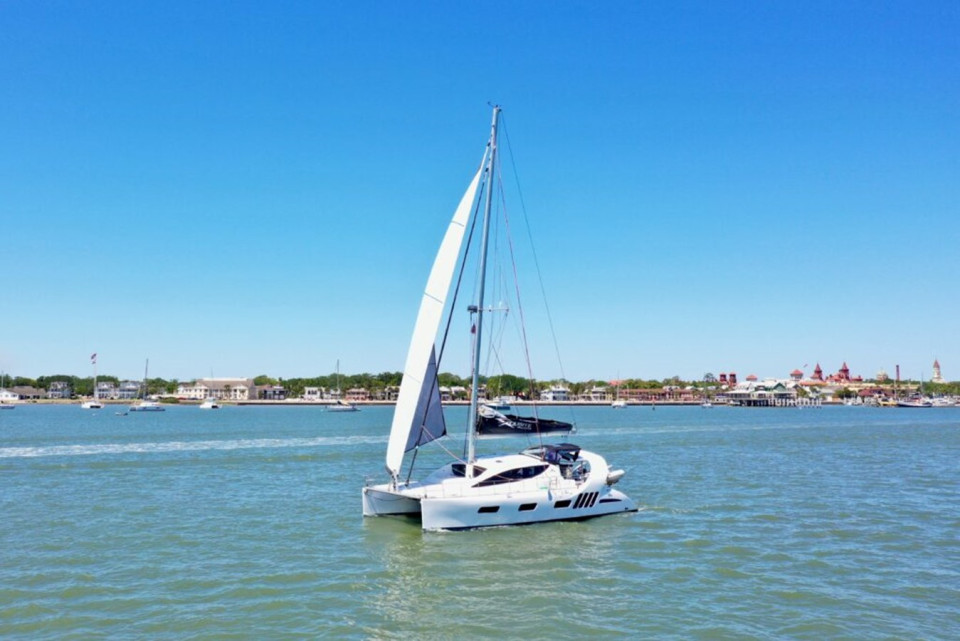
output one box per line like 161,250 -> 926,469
2,405 -> 959,638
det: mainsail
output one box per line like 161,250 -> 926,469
384,159 -> 487,478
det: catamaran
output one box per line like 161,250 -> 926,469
129,358 -> 165,412
362,106 -> 636,530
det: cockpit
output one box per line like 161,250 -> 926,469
521,443 -> 590,481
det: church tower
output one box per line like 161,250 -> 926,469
932,359 -> 944,384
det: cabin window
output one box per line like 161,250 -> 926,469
554,500 -> 571,509
518,503 -> 537,512
473,464 -> 548,487
451,463 -> 487,478
478,506 -> 500,514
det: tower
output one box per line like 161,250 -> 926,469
932,359 -> 944,384
812,363 -> 823,381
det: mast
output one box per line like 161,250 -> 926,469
143,358 -> 149,400
466,105 -> 501,468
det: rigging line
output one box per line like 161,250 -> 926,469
494,155 -> 550,451
500,114 -> 577,429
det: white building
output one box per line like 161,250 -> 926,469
585,386 -> 608,402
540,385 -> 570,402
726,379 -> 799,407
177,378 -> 254,401
303,387 -> 326,401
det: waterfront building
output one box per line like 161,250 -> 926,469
622,387 -> 697,403
11,386 -> 43,400
726,379 -> 799,407
257,385 -> 287,401
812,364 -> 823,381
823,362 -> 863,385
47,381 -> 72,399
0,387 -> 18,402
117,380 -> 141,400
540,385 -> 570,402
96,381 -> 118,400
177,378 -> 254,401
345,388 -> 368,402
303,387 -> 326,401
585,386 -> 609,402
790,369 -> 803,382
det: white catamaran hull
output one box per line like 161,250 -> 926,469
363,480 -> 635,531
362,485 -> 423,517
421,486 -> 635,531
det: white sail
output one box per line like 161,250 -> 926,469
403,346 -> 445,451
385,160 -> 485,478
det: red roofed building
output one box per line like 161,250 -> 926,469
826,362 -> 864,384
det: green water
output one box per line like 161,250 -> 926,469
2,404 -> 958,639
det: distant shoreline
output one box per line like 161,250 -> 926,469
12,399 -> 846,407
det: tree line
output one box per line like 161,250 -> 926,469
5,372 -> 957,398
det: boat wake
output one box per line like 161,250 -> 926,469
0,434 -> 384,459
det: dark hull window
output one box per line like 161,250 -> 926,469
451,463 -> 487,478
478,506 -> 500,514
474,464 -> 548,487
518,503 -> 537,512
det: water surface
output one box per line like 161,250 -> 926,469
2,404 -> 958,638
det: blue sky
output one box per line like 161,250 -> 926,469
2,1 -> 958,383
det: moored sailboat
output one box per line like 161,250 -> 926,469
327,360 -> 359,412
81,353 -> 104,409
129,358 -> 165,412
362,107 -> 636,531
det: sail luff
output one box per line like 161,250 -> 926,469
385,160 -> 486,479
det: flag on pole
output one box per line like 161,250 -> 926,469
90,353 -> 97,364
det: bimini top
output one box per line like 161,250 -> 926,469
521,443 -> 581,464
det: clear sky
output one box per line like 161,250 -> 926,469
3,1 -> 958,384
